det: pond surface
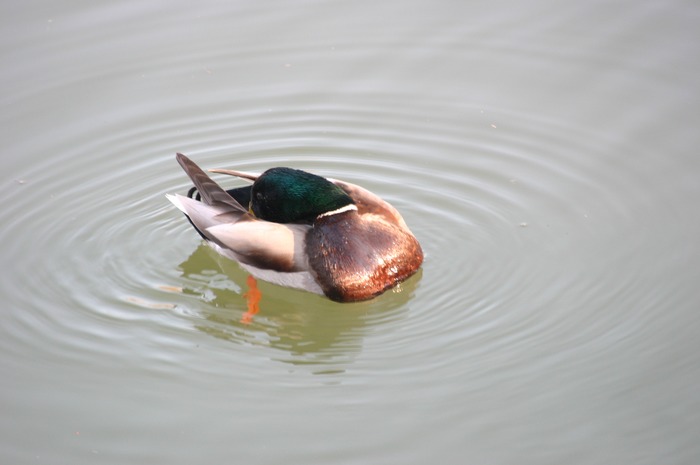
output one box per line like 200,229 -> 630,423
2,1 -> 699,464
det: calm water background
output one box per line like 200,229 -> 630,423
2,1 -> 699,464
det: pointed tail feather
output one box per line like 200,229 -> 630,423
175,153 -> 246,212
208,168 -> 260,181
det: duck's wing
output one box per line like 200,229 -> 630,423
169,154 -> 311,274
175,153 -> 247,212
168,194 -> 310,273
207,219 -> 310,272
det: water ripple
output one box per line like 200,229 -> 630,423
1,85 -> 662,379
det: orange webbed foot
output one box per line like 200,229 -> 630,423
241,275 -> 262,324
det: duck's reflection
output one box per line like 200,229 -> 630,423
177,244 -> 421,371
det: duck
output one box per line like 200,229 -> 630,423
167,153 -> 423,302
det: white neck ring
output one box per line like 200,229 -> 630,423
316,204 -> 358,218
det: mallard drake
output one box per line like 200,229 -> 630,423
167,153 -> 423,302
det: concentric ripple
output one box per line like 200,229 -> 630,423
0,0 -> 692,391
0,85 -> 665,380
2,1 -> 699,464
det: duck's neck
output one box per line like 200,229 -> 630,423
316,203 -> 358,219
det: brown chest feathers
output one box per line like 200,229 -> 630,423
305,211 -> 424,302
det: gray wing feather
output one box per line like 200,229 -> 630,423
175,153 -> 247,212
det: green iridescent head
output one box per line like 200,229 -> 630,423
250,167 -> 354,223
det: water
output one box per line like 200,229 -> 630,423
2,1 -> 699,464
